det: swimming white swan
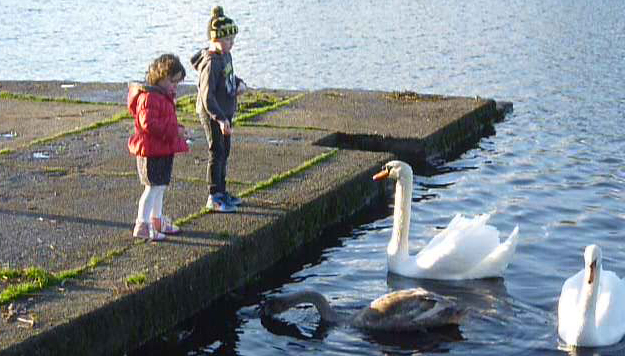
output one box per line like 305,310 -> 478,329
261,288 -> 465,332
372,160 -> 519,280
557,244 -> 625,347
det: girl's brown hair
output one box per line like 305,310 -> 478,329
145,53 -> 186,86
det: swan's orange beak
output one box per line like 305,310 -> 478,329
373,170 -> 389,181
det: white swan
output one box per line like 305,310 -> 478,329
261,288 -> 465,332
557,244 -> 625,347
372,160 -> 519,280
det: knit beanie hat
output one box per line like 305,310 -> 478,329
208,6 -> 238,40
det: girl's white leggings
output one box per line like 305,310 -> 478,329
136,185 -> 166,223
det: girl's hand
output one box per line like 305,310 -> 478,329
219,120 -> 233,136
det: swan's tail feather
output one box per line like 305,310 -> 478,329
474,212 -> 493,226
426,213 -> 492,251
466,225 -> 519,278
490,225 -> 519,272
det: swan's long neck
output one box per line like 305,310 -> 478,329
281,291 -> 342,323
577,263 -> 601,342
388,173 -> 413,259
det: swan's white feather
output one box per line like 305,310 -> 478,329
557,245 -> 625,347
379,160 -> 519,280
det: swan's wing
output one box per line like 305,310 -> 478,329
422,214 -> 469,250
595,271 -> 625,344
353,288 -> 464,331
421,213 -> 491,251
414,215 -> 501,278
557,269 -> 584,338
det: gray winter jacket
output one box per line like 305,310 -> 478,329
190,48 -> 242,123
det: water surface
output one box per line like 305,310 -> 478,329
2,0 -> 624,355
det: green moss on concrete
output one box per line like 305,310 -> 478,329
239,148 -> 338,198
177,91 -> 294,115
0,246 -> 129,306
174,148 -> 338,226
126,273 -> 147,286
0,267 -> 56,304
91,171 -> 137,178
384,91 -> 449,102
29,111 -> 130,147
234,94 -> 305,124
0,91 -> 119,105
175,91 -> 304,125
238,92 -> 283,111
40,167 -> 69,176
175,94 -> 196,114
0,269 -> 22,280
1,110 -> 131,156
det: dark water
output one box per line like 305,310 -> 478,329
3,0 -> 625,355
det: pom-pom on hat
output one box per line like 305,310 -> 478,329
208,6 -> 238,40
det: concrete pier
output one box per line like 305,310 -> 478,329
0,81 -> 511,355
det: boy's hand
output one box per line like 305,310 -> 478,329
236,81 -> 247,96
219,120 -> 233,136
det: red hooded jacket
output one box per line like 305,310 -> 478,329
127,83 -> 188,157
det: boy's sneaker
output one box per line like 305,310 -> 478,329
206,193 -> 236,213
224,192 -> 242,206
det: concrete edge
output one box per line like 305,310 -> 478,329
0,153 -> 393,356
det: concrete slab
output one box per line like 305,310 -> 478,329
254,89 -> 483,138
0,99 -> 124,152
0,81 -> 193,105
0,81 -> 509,355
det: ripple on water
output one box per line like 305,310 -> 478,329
103,0 -> 625,354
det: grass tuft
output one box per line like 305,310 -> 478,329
0,246 -> 129,305
126,273 -> 147,286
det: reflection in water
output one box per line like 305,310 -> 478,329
260,305 -> 465,354
560,343 -> 625,356
133,293 -> 247,355
260,314 -> 331,341
4,0 -> 625,353
362,325 -> 464,353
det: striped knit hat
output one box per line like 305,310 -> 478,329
208,6 -> 238,40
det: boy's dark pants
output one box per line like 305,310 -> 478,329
201,118 -> 231,195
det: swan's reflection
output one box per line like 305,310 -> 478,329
260,311 -> 464,354
361,324 -> 464,352
260,313 -> 331,340
559,342 -> 625,356
387,273 -> 566,354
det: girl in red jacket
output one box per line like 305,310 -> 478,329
128,54 -> 189,241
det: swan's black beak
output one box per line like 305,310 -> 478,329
373,167 -> 390,181
588,260 -> 596,284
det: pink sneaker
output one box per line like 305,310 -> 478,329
151,216 -> 180,234
133,222 -> 167,241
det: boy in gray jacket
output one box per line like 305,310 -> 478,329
191,6 -> 247,212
